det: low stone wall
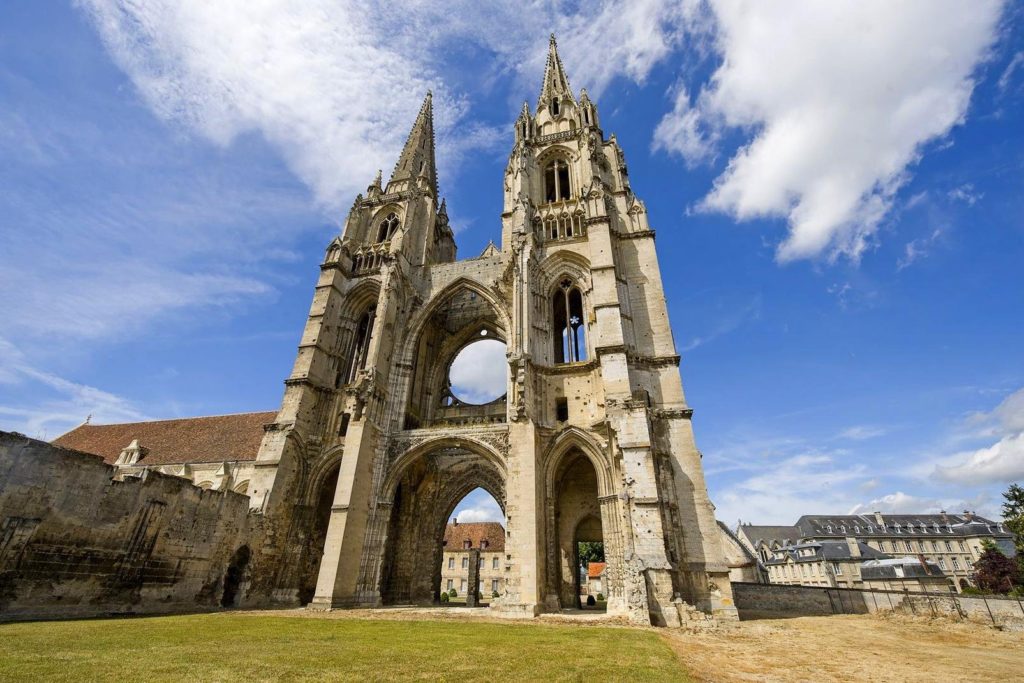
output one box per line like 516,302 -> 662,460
732,581 -> 1024,628
0,432 -> 256,621
732,581 -> 869,617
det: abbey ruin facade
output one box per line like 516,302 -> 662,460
244,37 -> 736,625
1,37 -> 735,626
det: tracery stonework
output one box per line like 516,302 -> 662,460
245,36 -> 738,625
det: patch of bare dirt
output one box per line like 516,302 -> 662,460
661,613 -> 1024,683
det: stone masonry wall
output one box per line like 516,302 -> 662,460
0,432 -> 256,621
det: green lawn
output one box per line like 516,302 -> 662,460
0,613 -> 687,681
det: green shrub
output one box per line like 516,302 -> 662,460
439,592 -> 450,603
586,595 -> 596,606
448,588 -> 457,598
492,591 -> 500,598
596,593 -> 605,601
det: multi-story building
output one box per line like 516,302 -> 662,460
860,558 -> 950,593
738,511 -> 1015,592
762,538 -> 889,588
440,521 -> 505,599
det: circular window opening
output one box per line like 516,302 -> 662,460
449,339 -> 507,404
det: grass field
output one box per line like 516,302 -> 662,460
0,612 -> 685,682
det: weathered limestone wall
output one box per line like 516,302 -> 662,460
0,432 -> 256,621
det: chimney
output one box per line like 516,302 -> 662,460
846,537 -> 861,558
964,510 -> 974,522
940,510 -> 948,524
873,511 -> 884,526
452,518 -> 458,526
917,554 -> 931,575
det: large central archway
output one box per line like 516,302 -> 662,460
379,440 -> 506,605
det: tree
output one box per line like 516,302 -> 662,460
577,542 -> 605,568
973,540 -> 1020,593
1001,483 -> 1024,579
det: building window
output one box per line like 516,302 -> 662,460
376,212 -> 400,243
905,541 -> 914,552
492,557 -> 499,569
448,557 -> 454,570
832,562 -> 843,576
462,557 -> 469,569
544,159 -> 572,202
345,306 -> 377,383
555,397 -> 569,422
460,579 -> 466,592
938,558 -> 947,570
952,557 -> 961,570
479,557 -> 484,569
553,279 -> 587,363
491,579 -> 499,593
959,541 -> 967,552
447,579 -> 453,590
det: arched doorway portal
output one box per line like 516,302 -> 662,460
379,443 -> 505,605
552,450 -> 604,609
298,462 -> 341,605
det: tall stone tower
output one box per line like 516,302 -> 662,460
246,36 -> 736,624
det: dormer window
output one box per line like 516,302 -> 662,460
544,159 -> 571,203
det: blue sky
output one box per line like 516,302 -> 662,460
1,1 -> 1023,525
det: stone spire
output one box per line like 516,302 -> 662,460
537,34 -> 575,109
388,91 -> 437,196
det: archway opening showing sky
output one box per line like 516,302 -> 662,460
449,339 -> 506,404
449,487 -> 504,525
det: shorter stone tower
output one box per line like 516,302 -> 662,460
246,35 -> 737,624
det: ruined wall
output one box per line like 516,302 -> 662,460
0,432 -> 257,621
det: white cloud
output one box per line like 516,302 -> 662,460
897,228 -> 945,271
449,340 -> 507,405
77,1 -> 696,213
450,487 -> 504,523
837,425 -> 888,441
931,387 -> 1024,486
847,491 -> 942,515
654,0 -> 1005,263
713,450 -> 868,524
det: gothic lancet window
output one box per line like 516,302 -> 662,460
346,306 -> 377,382
553,279 -> 586,364
544,160 -> 571,203
376,212 -> 400,243
551,97 -> 560,116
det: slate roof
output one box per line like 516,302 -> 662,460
794,513 -> 1011,540
443,521 -> 505,552
861,557 -> 947,581
51,412 -> 277,466
764,540 -> 889,566
736,524 -> 801,548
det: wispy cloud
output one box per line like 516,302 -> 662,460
654,1 -> 1005,264
681,293 -> 761,352
0,337 -> 147,438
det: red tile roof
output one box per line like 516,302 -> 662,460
51,411 -> 277,466
443,521 -> 505,552
588,562 -> 606,578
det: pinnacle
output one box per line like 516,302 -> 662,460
537,34 -> 575,109
388,91 -> 438,196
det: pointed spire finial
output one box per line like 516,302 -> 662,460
538,34 -> 575,109
388,91 -> 438,196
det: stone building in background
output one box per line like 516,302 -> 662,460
11,35 -> 735,625
440,520 -> 505,599
738,512 -> 1015,592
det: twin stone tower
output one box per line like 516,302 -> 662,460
246,37 -> 737,625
